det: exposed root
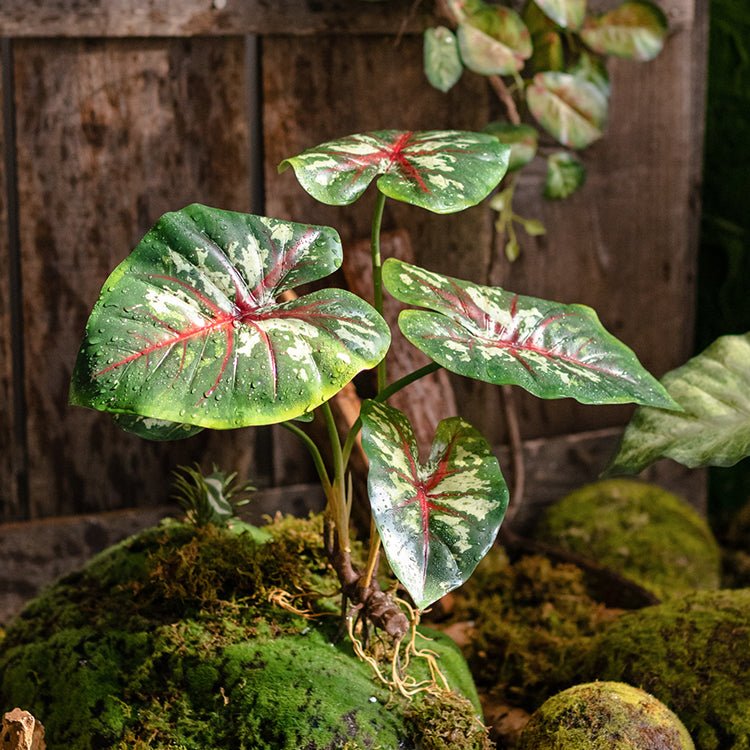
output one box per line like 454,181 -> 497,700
266,587 -> 335,619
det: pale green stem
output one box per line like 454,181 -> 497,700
321,400 -> 350,551
280,421 -> 332,496
371,190 -> 388,393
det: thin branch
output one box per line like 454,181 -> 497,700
488,74 -> 522,125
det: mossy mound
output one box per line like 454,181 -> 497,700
0,516 -> 484,750
454,548 -> 617,709
579,589 -> 750,750
517,681 -> 694,750
534,479 -> 721,599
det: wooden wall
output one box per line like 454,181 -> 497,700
0,0 -> 707,523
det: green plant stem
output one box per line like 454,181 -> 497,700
280,422 -> 332,496
371,190 -> 388,393
321,400 -> 350,551
341,362 -> 442,468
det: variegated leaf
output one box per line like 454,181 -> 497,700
569,51 -> 611,97
457,5 -> 532,76
545,151 -> 586,199
607,334 -> 750,474
526,71 -> 608,149
424,26 -> 464,92
360,400 -> 507,610
522,1 -> 565,72
279,130 -> 509,214
534,0 -> 587,29
382,259 -> 677,408
70,205 -> 390,428
581,0 -> 668,61
112,414 -> 204,441
484,122 -> 539,171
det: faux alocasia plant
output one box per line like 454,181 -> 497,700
72,128 -> 675,690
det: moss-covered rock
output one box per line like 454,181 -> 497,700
0,517 -> 483,750
453,548 -> 617,709
579,589 -> 750,750
534,479 -> 721,599
517,681 -> 694,750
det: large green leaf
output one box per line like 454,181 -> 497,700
360,400 -> 507,610
457,5 -> 532,76
484,122 -> 539,171
382,259 -> 677,408
424,26 -> 464,92
279,130 -> 509,214
534,0 -> 586,29
70,205 -> 390,428
526,71 -> 608,148
580,0 -> 668,61
607,334 -> 750,474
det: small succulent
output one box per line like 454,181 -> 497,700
172,464 -> 254,527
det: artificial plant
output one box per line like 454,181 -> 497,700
70,128 -> 676,692
423,0 -> 668,260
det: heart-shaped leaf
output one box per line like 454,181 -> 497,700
545,151 -> 586,198
534,0 -> 586,29
279,130 -> 509,214
581,0 -> 668,61
457,5 -> 532,76
569,51 -> 611,97
424,26 -> 464,92
112,414 -> 204,441
383,258 -> 677,408
526,71 -> 608,148
484,122 -> 539,171
607,334 -> 750,474
70,205 -> 390,428
360,400 -> 507,610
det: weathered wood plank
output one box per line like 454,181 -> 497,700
0,482 -> 326,625
463,0 -> 704,444
0,47 -> 22,523
0,0 -> 430,38
263,34 -> 493,478
13,38 -> 260,518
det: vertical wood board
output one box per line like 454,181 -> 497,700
13,37 -> 260,518
459,0 -> 705,444
0,51 -> 20,521
262,35 -> 493,478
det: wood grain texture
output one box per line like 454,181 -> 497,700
0,0 -> 430,38
263,34 -> 493,478
0,52 -> 20,522
13,38 -> 259,518
463,0 -> 705,444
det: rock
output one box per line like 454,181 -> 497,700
533,479 -> 721,599
579,589 -> 750,750
517,682 -> 694,749
0,517 -> 482,750
1,709 -> 46,750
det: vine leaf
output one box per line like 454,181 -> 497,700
580,0 -> 668,61
70,204 -> 390,428
545,151 -> 586,199
457,4 -> 532,76
569,51 -> 611,97
424,26 -> 464,92
607,334 -> 750,474
523,1 -> 565,72
484,122 -> 539,171
382,258 -> 678,408
526,71 -> 608,148
534,0 -> 587,30
279,130 -> 509,214
360,400 -> 508,610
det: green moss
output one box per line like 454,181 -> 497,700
517,681 -> 695,749
534,479 -> 721,599
579,589 -> 750,750
0,517 -> 483,750
455,548 -> 616,709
